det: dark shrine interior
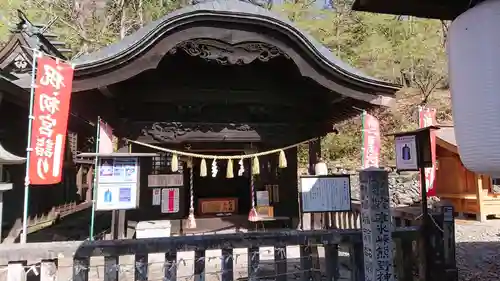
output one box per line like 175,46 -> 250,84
116,44 -> 311,224
192,155 -> 252,217
114,46 -> 335,124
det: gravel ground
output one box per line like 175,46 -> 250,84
456,219 -> 500,281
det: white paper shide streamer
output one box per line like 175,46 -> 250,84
211,159 -> 218,178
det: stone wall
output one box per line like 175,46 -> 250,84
297,168 -> 431,207
349,172 -> 420,207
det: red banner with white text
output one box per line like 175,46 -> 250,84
362,113 -> 381,168
419,107 -> 437,197
28,56 -> 74,185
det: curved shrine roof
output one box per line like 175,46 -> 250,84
0,142 -> 25,165
73,0 -> 399,92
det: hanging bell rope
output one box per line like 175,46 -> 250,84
185,157 -> 196,229
248,161 -> 259,222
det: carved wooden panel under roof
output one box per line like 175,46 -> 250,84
113,47 -> 332,129
126,121 -> 331,145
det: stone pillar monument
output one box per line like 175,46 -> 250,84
359,168 -> 394,281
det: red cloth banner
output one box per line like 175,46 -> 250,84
362,113 -> 381,168
419,107 -> 437,197
28,56 -> 74,185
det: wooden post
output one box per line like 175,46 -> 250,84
118,209 -> 126,239
359,168 -> 395,281
442,205 -> 458,281
476,175 -> 486,222
303,139 -> 322,280
303,139 -> 321,230
86,166 -> 93,203
308,139 -> 320,175
0,192 -> 4,242
110,210 -> 126,239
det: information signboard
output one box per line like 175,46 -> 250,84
96,157 -> 140,210
300,175 -> 351,213
395,135 -> 419,171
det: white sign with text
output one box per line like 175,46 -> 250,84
395,135 -> 418,171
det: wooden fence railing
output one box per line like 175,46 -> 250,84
0,228 -> 419,281
315,202 -> 421,231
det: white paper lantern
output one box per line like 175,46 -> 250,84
448,0 -> 500,176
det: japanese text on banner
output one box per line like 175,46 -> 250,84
29,56 -> 74,185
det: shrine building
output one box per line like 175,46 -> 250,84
0,1 -> 399,238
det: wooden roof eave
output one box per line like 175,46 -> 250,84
0,77 -> 30,107
70,0 -> 400,102
436,137 -> 458,155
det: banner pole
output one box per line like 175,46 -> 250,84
361,110 -> 366,169
20,47 -> 40,244
89,117 -> 101,240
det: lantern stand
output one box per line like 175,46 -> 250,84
387,126 -> 439,281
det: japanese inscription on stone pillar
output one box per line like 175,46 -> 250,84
359,168 -> 394,281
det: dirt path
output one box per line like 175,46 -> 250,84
455,219 -> 500,281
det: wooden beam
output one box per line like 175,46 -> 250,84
436,138 -> 458,154
476,175 -> 487,222
134,88 -> 305,106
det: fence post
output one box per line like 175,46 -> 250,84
359,168 -> 395,281
441,204 -> 458,281
7,262 -> 26,281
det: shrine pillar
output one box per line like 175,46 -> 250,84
302,138 -> 322,230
